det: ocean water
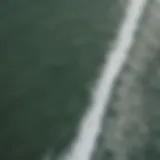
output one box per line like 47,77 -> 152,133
0,0 -> 126,159
0,0 -> 160,160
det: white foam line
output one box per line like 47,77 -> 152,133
64,0 -> 148,160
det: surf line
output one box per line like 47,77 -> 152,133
64,0 -> 148,160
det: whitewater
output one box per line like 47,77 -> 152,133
60,0 -> 148,160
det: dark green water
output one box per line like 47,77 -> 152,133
1,1 -> 160,160
0,1 -> 125,159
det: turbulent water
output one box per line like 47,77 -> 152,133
60,0 -> 147,160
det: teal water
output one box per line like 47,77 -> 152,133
0,1 -> 124,160
1,1 -> 160,160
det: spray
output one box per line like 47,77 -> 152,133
62,0 -> 148,160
